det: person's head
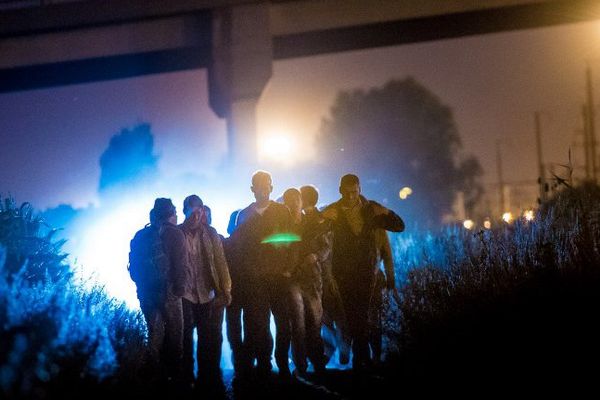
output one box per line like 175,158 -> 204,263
339,174 -> 361,207
251,170 -> 273,204
152,198 -> 177,225
183,194 -> 204,228
203,205 -> 212,226
300,185 -> 319,210
283,188 -> 302,217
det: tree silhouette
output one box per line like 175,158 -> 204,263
99,123 -> 158,193
318,77 -> 483,225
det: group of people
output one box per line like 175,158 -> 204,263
128,171 -> 404,391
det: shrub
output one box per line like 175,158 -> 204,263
385,184 -> 600,388
0,198 -> 146,399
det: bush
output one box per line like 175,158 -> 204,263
0,198 -> 146,399
386,184 -> 600,389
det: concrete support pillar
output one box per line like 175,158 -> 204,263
208,2 -> 272,167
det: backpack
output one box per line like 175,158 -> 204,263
128,224 -> 169,298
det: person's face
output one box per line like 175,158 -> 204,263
284,193 -> 303,216
251,178 -> 273,203
185,205 -> 204,227
340,183 -> 361,207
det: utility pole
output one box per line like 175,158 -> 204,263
496,140 -> 506,214
586,64 -> 597,183
583,105 -> 592,179
534,112 -> 547,202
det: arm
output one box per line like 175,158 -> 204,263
164,227 -> 188,297
313,230 -> 333,264
371,201 -> 405,232
211,231 -> 232,299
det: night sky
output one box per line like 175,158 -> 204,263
2,19 -> 600,212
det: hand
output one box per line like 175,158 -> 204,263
321,208 -> 338,221
222,291 -> 232,307
215,291 -> 232,307
304,253 -> 318,265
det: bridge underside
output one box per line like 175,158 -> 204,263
1,0 -> 599,93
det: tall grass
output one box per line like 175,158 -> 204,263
384,183 -> 600,388
0,198 -> 147,399
2,182 -> 599,396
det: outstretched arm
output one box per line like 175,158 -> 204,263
371,202 -> 405,232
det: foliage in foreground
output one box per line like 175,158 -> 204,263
3,182 -> 600,396
385,183 -> 600,387
0,198 -> 146,399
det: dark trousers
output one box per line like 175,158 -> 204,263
337,272 -> 375,369
226,287 -> 252,374
244,275 -> 295,374
139,293 -> 183,380
182,298 -> 225,383
288,281 -> 326,373
322,274 -> 350,364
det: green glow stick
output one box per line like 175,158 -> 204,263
261,232 -> 301,244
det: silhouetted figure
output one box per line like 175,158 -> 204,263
228,171 -> 293,379
322,174 -> 404,372
128,198 -> 187,382
179,195 -> 232,390
222,208 -> 250,377
284,187 -> 330,377
301,185 -> 350,367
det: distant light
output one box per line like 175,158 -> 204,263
260,133 -> 294,162
399,187 -> 413,200
463,219 -> 474,230
502,212 -> 513,223
484,220 -> 492,229
523,209 -> 535,222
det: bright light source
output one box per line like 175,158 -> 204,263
463,219 -> 474,230
399,187 -> 413,200
502,212 -> 513,223
523,209 -> 535,222
484,220 -> 492,229
259,133 -> 295,162
75,202 -> 150,308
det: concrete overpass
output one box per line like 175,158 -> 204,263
1,0 -> 599,163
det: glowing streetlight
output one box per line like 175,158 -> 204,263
463,219 -> 474,230
502,212 -> 513,223
259,133 -> 295,162
523,209 -> 535,222
399,187 -> 413,200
